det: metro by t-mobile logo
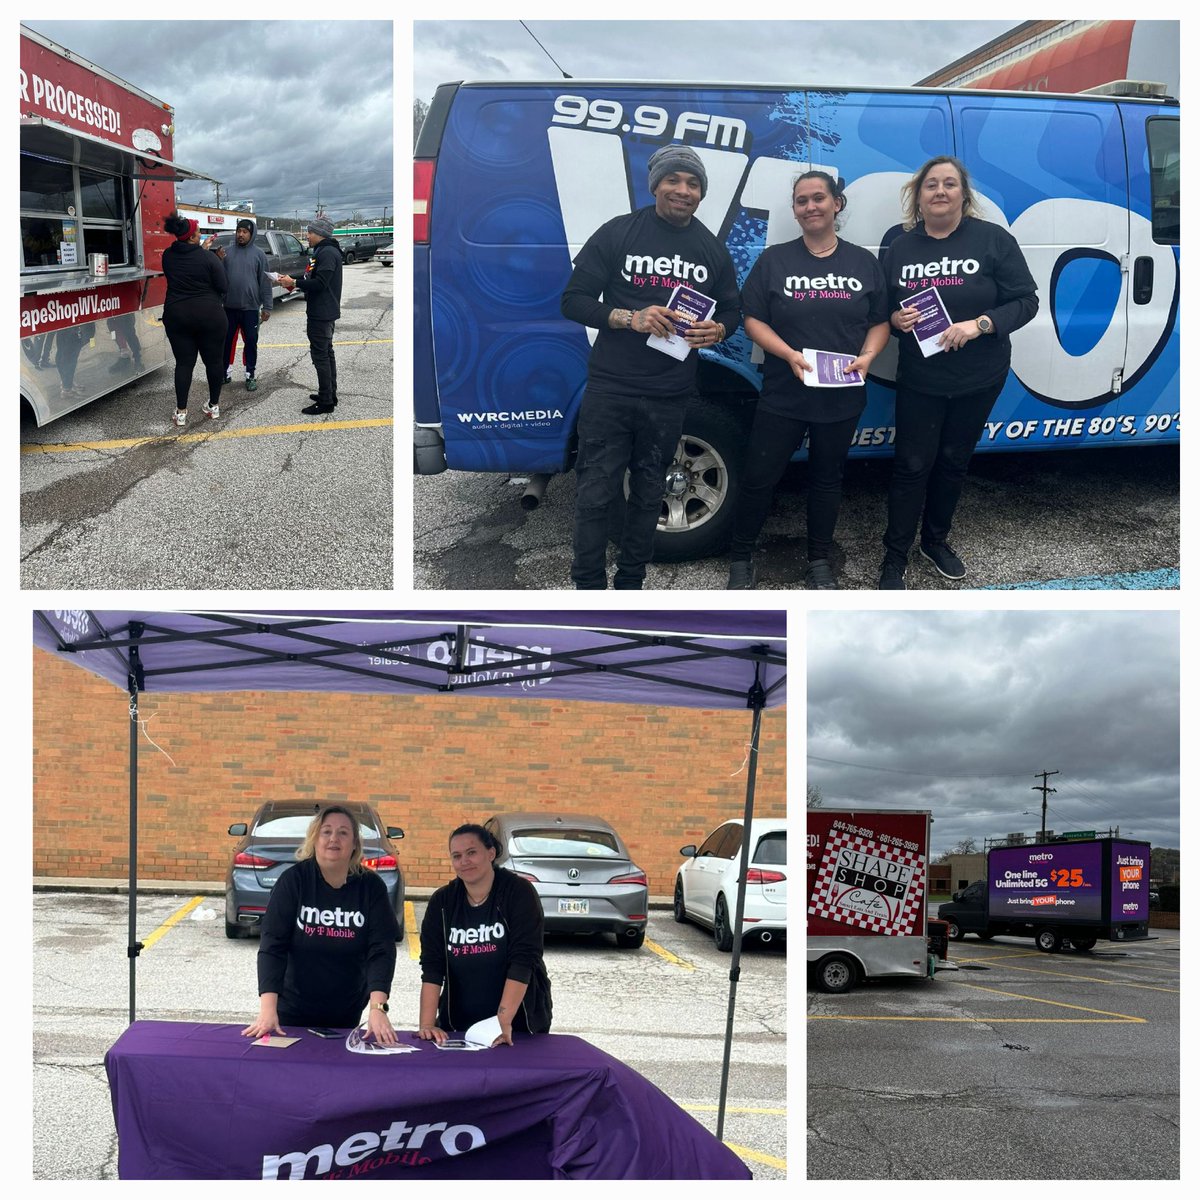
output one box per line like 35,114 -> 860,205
621,252 -> 709,285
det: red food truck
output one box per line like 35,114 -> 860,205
20,24 -> 218,426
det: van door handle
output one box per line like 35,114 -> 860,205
1133,256 -> 1154,305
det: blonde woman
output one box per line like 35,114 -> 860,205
242,805 -> 399,1041
879,155 -> 1038,589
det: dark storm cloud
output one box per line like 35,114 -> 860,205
414,20 -> 1016,104
25,20 -> 392,223
807,612 -> 1180,853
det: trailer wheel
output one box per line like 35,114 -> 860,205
945,919 -> 964,941
1069,937 -> 1096,952
815,954 -> 858,994
1035,928 -> 1062,953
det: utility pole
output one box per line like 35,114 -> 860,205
1032,770 -> 1059,841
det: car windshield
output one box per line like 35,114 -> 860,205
252,814 -> 377,838
511,828 -> 621,857
753,831 -> 787,865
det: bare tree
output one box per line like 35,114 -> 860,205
806,782 -> 823,809
414,98 -> 430,148
952,837 -> 978,855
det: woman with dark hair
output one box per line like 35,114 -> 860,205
161,211 -> 228,427
418,823 -> 552,1046
878,155 -> 1038,589
727,170 -> 890,589
242,805 -> 399,1041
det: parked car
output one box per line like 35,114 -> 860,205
212,229 -> 309,304
339,232 -> 391,264
675,819 -> 787,951
375,243 -> 393,267
483,812 -> 648,948
225,801 -> 405,939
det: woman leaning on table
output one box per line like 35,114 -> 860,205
242,805 -> 399,1042
726,171 -> 890,591
418,823 -> 552,1046
878,155 -> 1038,590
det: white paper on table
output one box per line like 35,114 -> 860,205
433,1014 -> 502,1051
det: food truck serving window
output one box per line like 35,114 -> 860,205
20,151 -> 132,272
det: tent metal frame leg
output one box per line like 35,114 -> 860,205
126,632 -> 145,1024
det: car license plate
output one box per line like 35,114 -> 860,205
558,899 -> 590,914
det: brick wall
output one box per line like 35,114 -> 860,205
33,648 -> 786,892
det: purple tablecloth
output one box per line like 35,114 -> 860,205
104,1022 -> 752,1180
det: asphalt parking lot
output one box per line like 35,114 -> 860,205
32,891 -> 786,1181
807,931 -> 1180,1179
414,444 -> 1178,591
20,263 -> 393,590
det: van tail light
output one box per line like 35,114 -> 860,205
746,868 -> 786,885
414,160 -> 434,244
362,855 -> 397,870
234,852 -> 275,868
607,871 -> 648,887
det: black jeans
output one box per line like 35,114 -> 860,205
571,389 -> 687,589
163,298 -> 227,408
224,307 -> 261,376
307,319 -> 338,403
882,380 -> 1005,563
730,409 -> 860,562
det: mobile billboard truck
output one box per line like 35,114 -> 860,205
415,79 -> 1179,561
807,808 -> 952,994
938,838 -> 1152,952
20,25 -> 217,425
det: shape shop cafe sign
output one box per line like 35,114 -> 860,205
809,821 -> 926,936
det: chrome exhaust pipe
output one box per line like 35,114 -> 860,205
520,472 -> 552,510
760,931 -> 772,943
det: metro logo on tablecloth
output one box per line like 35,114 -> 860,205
262,1115 -> 488,1179
808,829 -> 926,935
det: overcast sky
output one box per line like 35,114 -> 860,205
808,611 -> 1180,855
26,20 -> 392,224
414,20 -> 1016,108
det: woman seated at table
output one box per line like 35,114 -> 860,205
418,823 -> 552,1046
242,805 -> 399,1043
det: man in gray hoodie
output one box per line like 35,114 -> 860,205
221,218 -> 273,400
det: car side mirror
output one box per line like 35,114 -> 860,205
386,827 -> 404,840
228,822 -> 247,836
680,845 -> 697,858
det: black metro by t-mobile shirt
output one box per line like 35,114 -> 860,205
741,238 -> 888,422
883,216 -> 1039,397
561,205 -> 741,400
440,890 -> 515,1033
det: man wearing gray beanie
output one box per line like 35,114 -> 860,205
560,143 -> 740,589
278,215 -> 344,414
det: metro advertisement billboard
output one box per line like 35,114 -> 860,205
988,842 -> 1103,922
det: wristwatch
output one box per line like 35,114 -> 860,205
371,1001 -> 389,1013
976,314 -> 994,334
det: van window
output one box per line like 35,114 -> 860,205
1147,118 -> 1179,245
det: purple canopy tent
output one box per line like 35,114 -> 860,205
33,609 -> 786,1141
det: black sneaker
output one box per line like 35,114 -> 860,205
302,402 -> 337,415
920,541 -> 966,580
804,559 -> 837,590
726,560 -> 757,590
878,559 -> 906,590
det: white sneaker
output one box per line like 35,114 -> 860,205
202,400 -> 220,419
172,409 -> 187,427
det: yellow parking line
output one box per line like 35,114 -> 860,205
987,961 -> 1179,994
809,1016 -> 1140,1023
682,1106 -> 787,1115
725,1143 -> 787,1171
405,901 -> 419,961
22,417 -> 392,454
141,895 -> 206,949
644,938 -> 694,971
944,978 -> 1145,1021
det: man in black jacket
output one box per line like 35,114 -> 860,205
279,215 -> 343,415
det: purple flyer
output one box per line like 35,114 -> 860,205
801,348 -> 864,388
647,285 -> 716,361
900,287 -> 952,357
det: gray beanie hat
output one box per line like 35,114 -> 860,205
308,215 -> 334,239
648,144 -> 707,198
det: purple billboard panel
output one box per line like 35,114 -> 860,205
1110,841 -> 1150,923
988,842 -> 1103,923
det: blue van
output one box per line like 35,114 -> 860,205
414,80 -> 1179,560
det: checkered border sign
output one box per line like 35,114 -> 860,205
808,829 -> 926,935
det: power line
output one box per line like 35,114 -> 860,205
807,753 -> 1032,779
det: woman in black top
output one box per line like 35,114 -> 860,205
878,156 -> 1038,589
418,824 -> 552,1045
161,212 -> 228,427
242,805 -> 399,1041
727,171 -> 889,590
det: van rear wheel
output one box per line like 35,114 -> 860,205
814,954 -> 858,994
1035,928 -> 1062,953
